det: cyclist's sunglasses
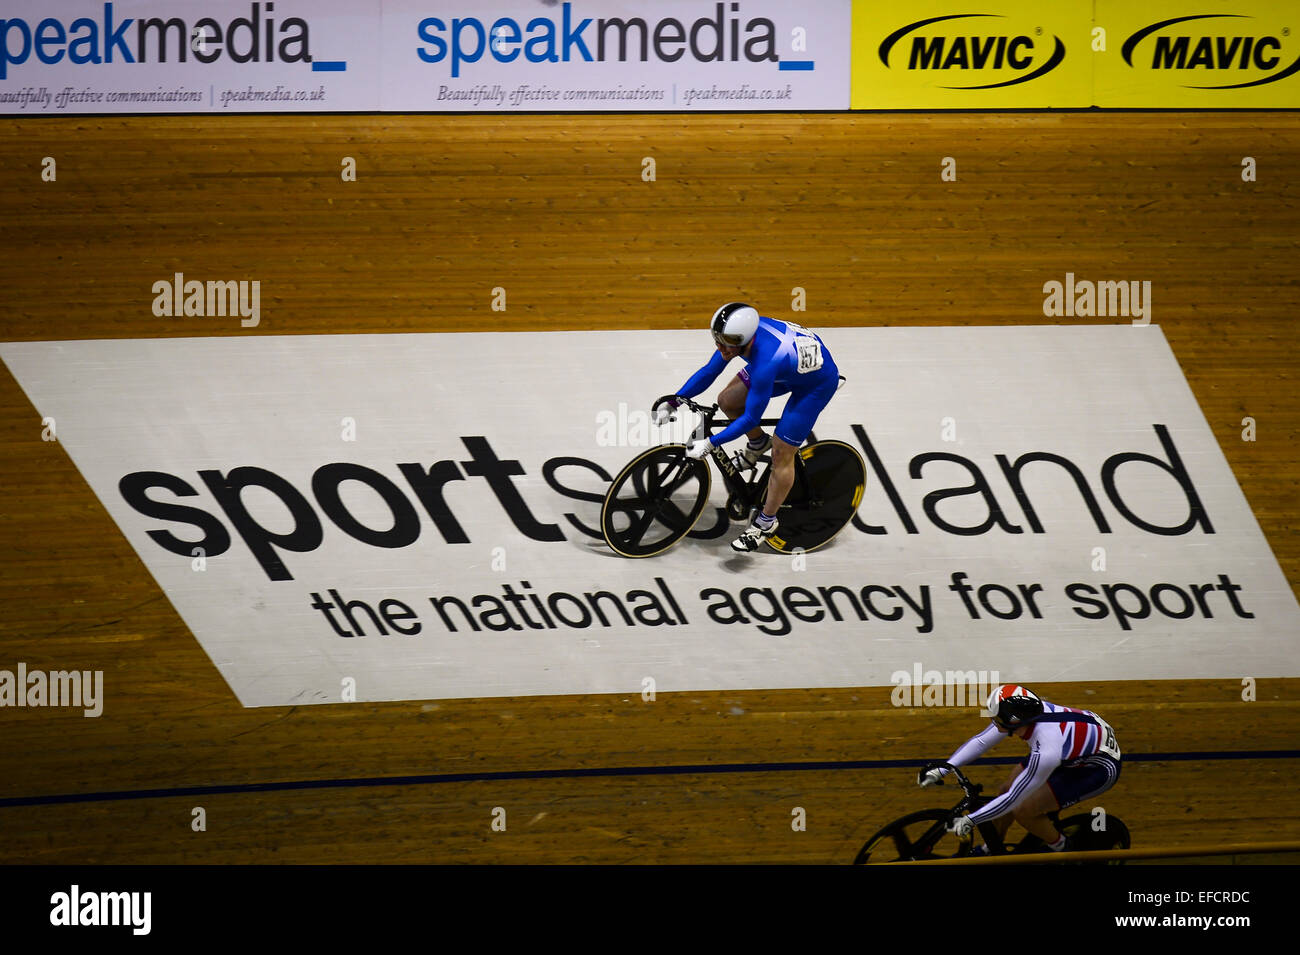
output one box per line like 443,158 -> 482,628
711,326 -> 746,347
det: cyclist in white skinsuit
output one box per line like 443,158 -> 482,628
919,684 -> 1122,853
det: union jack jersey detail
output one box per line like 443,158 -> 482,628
1035,702 -> 1103,761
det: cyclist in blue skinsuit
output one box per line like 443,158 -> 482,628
652,303 -> 842,553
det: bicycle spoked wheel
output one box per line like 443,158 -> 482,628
601,444 -> 712,558
854,809 -> 972,864
767,440 -> 866,554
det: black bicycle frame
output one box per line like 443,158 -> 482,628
916,763 -> 1074,855
916,764 -> 1014,855
677,398 -> 817,510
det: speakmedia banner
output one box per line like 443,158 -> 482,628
0,0 -> 379,114
2,327 -> 1297,707
1094,0 -> 1300,107
379,0 -> 851,111
0,0 -> 849,114
851,0 -> 1093,108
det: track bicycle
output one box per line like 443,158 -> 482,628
600,396 -> 866,558
852,762 -> 1131,864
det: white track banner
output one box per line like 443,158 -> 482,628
2,326 -> 1296,706
0,0 -> 379,114
379,0 -> 851,111
0,1 -> 849,114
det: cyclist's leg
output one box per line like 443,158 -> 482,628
717,373 -> 746,421
1038,755 -> 1121,819
1014,755 -> 1121,846
1010,783 -> 1064,845
762,372 -> 839,517
718,371 -> 767,444
761,436 -> 797,519
985,760 -> 1063,846
1054,755 -> 1122,809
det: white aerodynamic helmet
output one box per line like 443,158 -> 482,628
710,302 -> 760,347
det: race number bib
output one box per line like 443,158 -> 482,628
786,322 -> 824,374
1094,716 -> 1122,759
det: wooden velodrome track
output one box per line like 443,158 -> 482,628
0,112 -> 1296,864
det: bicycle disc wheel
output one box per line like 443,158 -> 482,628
768,440 -> 866,554
601,444 -> 712,558
1057,812 -> 1131,860
853,809 -> 971,864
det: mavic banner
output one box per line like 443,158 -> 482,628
851,0 -> 1093,108
2,326 -> 1296,707
1095,0 -> 1300,108
851,0 -> 1300,108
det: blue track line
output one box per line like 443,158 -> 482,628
1,750 -> 1296,809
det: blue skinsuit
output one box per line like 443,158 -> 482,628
677,316 -> 840,447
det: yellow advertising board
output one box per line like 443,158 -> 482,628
852,1 -> 1093,108
1095,1 -> 1300,107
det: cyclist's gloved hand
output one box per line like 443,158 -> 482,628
652,395 -> 682,426
947,815 -> 974,838
918,767 -> 946,788
685,437 -> 712,460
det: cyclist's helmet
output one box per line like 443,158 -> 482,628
711,302 -> 760,348
985,684 -> 1043,733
